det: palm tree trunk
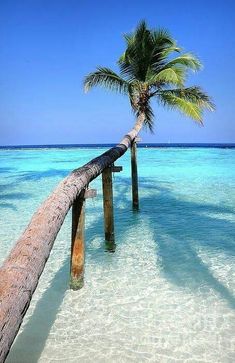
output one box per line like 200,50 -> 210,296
133,112 -> 146,133
0,116 -> 145,362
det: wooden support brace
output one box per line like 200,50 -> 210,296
111,165 -> 123,172
131,139 -> 139,210
84,188 -> 97,199
70,188 -> 97,290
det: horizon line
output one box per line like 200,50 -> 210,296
1,142 -> 235,149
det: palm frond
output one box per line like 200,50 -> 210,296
149,29 -> 179,71
84,67 -> 129,94
150,28 -> 174,44
160,44 -> 181,58
118,21 -> 178,82
163,53 -> 202,72
157,91 -> 203,123
147,66 -> 185,86
143,102 -> 154,133
118,21 -> 153,81
160,87 -> 215,110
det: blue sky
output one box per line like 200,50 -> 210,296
0,0 -> 235,145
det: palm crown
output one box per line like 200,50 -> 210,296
84,21 -> 214,132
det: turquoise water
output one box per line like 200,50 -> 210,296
1,147 -> 235,362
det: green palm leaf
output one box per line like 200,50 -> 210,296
158,92 -> 203,123
159,87 -> 215,110
84,67 -> 129,94
160,93 -> 202,122
163,53 -> 202,72
148,67 -> 185,86
143,102 -> 154,133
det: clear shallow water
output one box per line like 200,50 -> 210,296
0,146 -> 235,363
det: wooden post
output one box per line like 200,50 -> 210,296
131,138 -> 139,210
70,189 -> 86,290
102,165 -> 122,252
102,166 -> 115,251
70,188 -> 97,290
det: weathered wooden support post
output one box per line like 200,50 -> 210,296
70,189 -> 85,290
131,137 -> 140,210
102,165 -> 122,252
70,188 -> 96,290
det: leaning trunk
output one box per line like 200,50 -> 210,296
0,114 -> 145,362
133,112 -> 146,133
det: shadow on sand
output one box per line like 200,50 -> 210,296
87,177 -> 235,309
6,260 -> 69,363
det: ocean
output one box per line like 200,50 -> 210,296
1,145 -> 235,362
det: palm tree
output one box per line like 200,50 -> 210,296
84,21 -> 214,210
84,20 -> 214,133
